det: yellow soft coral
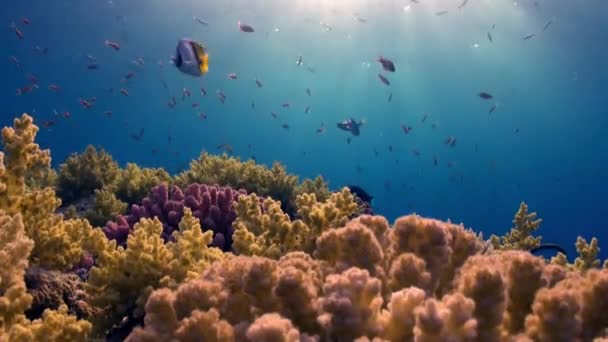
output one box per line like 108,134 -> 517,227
296,187 -> 359,249
0,114 -> 96,270
490,202 -> 542,251
0,209 -> 91,341
87,210 -> 224,334
550,236 -> 602,273
56,145 -> 120,204
86,218 -> 174,332
232,194 -> 309,258
232,188 -> 358,258
174,153 -> 299,213
0,114 -> 51,215
0,212 -> 34,335
574,236 -> 601,271
9,304 -> 92,342
84,188 -> 127,227
174,152 -> 331,216
166,207 -> 225,283
110,163 -> 171,204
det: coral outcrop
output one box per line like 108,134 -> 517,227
174,152 -> 331,216
104,183 -> 247,250
2,115 -> 608,341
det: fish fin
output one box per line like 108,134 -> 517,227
192,42 -> 209,73
200,54 -> 209,73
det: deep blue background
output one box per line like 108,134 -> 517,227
1,0 -> 607,260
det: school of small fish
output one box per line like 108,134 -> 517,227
5,2 -> 557,185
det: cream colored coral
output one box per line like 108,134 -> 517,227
317,267 -> 383,340
377,287 -> 426,341
246,313 -> 301,342
455,255 -> 506,341
524,285 -> 581,341
413,293 -> 477,342
314,219 -> 384,277
126,288 -> 234,342
390,215 -> 452,293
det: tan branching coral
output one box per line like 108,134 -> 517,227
314,218 -> 384,277
413,293 -> 477,342
501,251 -> 547,335
174,153 -> 300,213
110,163 -> 171,204
388,253 -> 432,293
377,287 -> 426,341
454,255 -> 506,341
390,215 -> 453,293
0,213 -> 34,334
317,267 -> 383,341
574,236 -> 602,271
1,115 -> 100,270
0,211 -> 91,341
84,188 -> 128,227
295,176 -> 330,203
86,208 -> 225,334
491,202 -> 542,251
0,114 -> 51,215
275,253 -> 322,334
524,284 -> 581,341
245,313 -> 302,342
125,288 -> 235,342
56,145 -> 120,204
232,188 -> 358,258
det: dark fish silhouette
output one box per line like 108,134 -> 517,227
238,21 -> 254,32
130,128 -> 144,142
337,118 -> 364,136
489,103 -> 497,114
478,92 -> 493,100
347,185 -> 373,203
530,243 -> 567,257
523,33 -> 536,40
378,74 -> 390,86
377,56 -> 395,72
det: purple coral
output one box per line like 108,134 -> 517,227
103,183 -> 246,251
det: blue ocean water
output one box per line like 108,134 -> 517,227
1,0 -> 606,259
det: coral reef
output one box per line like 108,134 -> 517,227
2,115 -> 608,341
104,183 -> 247,250
126,213 -> 608,342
